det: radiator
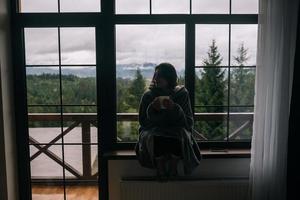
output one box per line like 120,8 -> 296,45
120,179 -> 249,200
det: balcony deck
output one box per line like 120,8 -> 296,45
32,185 -> 98,200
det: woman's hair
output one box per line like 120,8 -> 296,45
149,62 -> 178,89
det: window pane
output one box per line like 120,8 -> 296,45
60,28 -> 96,65
25,28 -> 59,65
116,24 -> 185,142
116,25 -> 185,110
62,106 -> 97,144
64,145 -> 83,177
63,144 -> 98,180
231,25 -> 258,66
152,0 -> 190,14
229,107 -> 254,141
26,67 -> 60,105
115,0 -> 149,14
28,106 -> 62,144
195,68 -> 228,107
194,107 -> 228,140
196,25 -> 229,66
20,0 -> 58,13
232,0 -> 258,14
192,0 -> 229,14
230,68 -> 255,106
30,145 -> 63,178
61,67 -> 97,105
117,121 -> 139,142
60,0 -> 101,12
62,106 -> 97,145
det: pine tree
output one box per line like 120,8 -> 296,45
195,39 -> 226,140
231,43 -> 255,108
230,43 -> 255,139
233,43 -> 249,66
127,68 -> 146,112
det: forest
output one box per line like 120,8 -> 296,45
27,40 -> 255,142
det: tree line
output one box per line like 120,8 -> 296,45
27,40 -> 255,141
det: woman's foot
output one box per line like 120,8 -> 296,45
168,154 -> 181,179
155,155 -> 168,182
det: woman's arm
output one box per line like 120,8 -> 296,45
166,89 -> 194,130
138,92 -> 153,130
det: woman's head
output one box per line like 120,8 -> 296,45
150,63 -> 178,90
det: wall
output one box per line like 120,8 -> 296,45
108,158 -> 250,200
0,0 -> 18,199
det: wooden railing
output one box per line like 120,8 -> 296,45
28,112 -> 253,180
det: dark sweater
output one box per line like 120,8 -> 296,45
135,85 -> 202,174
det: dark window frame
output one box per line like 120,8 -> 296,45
11,1 -> 257,199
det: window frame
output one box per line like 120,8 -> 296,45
114,17 -> 257,150
11,0 -> 257,199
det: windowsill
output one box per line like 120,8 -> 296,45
104,149 -> 251,160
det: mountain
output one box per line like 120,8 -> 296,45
26,63 -> 185,80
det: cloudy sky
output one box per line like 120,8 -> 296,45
21,0 -> 258,13
23,0 -> 258,72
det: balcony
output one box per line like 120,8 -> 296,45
28,112 -> 253,181
28,112 -> 252,199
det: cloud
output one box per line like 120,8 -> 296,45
25,28 -> 96,65
25,28 -> 59,65
152,0 -> 190,14
116,25 -> 185,69
20,0 -> 100,13
195,24 -> 258,66
116,0 -> 149,14
21,0 -> 258,14
20,0 -> 58,13
231,25 -> 257,65
60,0 -> 100,12
23,1 -> 258,67
196,25 -> 229,65
193,0 -> 229,14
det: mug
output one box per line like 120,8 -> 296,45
157,96 -> 170,109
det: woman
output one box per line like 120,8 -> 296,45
135,63 -> 201,181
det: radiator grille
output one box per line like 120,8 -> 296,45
120,179 -> 249,200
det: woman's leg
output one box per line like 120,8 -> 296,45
164,138 -> 182,177
153,136 -> 169,181
153,136 -> 182,179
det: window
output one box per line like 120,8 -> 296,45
116,24 -> 185,142
24,27 -> 98,199
13,0 -> 258,199
194,24 -> 257,142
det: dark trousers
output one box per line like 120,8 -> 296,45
153,136 -> 182,157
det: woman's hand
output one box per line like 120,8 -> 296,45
151,97 -> 161,111
162,98 -> 175,110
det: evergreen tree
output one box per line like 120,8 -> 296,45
127,68 -> 146,112
233,42 -> 249,66
116,77 -> 131,113
230,43 -> 255,139
195,39 -> 226,140
231,43 -> 255,108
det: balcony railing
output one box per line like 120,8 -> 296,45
28,112 -> 253,181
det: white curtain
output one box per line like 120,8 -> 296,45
250,0 -> 299,200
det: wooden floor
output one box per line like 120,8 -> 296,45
32,185 -> 99,200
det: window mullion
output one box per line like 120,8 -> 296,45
185,22 -> 196,113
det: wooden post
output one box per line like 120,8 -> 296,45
82,121 -> 92,179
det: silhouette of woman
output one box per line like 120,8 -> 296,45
135,63 -> 201,181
